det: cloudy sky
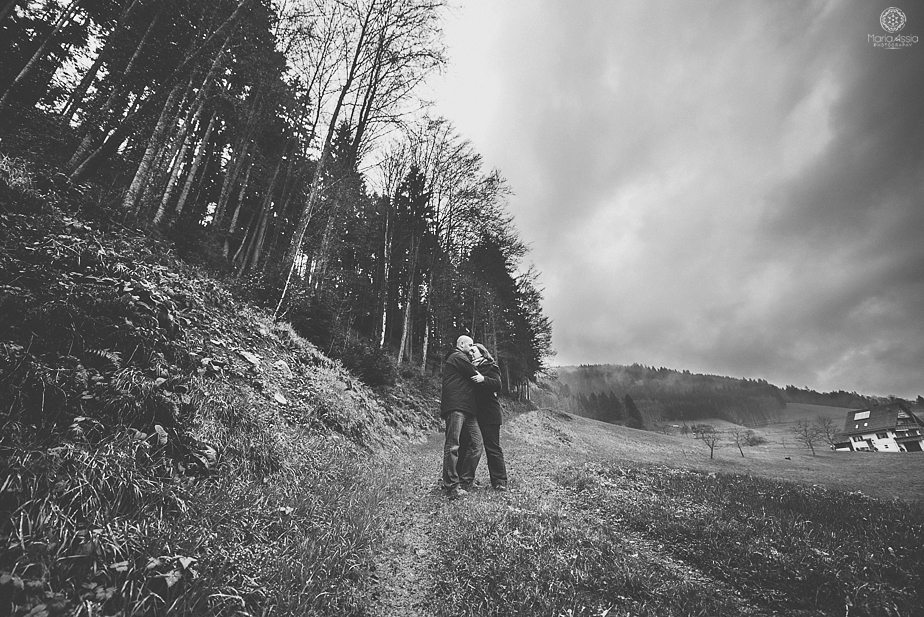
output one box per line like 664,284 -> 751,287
428,0 -> 924,399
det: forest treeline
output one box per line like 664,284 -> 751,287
0,0 -> 552,391
536,364 -> 877,428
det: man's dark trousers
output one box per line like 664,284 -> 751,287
443,410 -> 482,490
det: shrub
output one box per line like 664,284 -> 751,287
287,297 -> 336,351
284,296 -> 396,387
165,219 -> 228,273
337,336 -> 397,387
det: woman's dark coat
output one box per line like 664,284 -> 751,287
473,361 -> 503,425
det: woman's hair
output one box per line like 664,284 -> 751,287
474,343 -> 494,363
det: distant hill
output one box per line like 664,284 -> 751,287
534,364 -> 879,428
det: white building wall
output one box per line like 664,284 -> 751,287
865,432 -> 900,452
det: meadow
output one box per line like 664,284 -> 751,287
417,406 -> 924,617
540,403 -> 924,503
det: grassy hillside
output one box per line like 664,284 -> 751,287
0,165 -> 439,616
522,406 -> 924,502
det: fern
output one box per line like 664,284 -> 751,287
83,348 -> 122,371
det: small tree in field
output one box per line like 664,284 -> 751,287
693,424 -> 721,459
731,428 -> 747,457
815,416 -> 840,448
793,420 -> 823,456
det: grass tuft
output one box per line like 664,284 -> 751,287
0,152 -> 35,194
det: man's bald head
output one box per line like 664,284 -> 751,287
456,335 -> 473,352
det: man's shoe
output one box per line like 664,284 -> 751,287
448,487 -> 468,500
493,484 -> 507,492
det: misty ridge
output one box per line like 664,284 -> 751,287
534,363 -> 888,428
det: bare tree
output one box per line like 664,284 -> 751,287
792,420 -> 822,457
730,428 -> 747,457
275,0 -> 446,317
276,0 -> 377,317
693,423 -> 721,459
815,416 -> 840,448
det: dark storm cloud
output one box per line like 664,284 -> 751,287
434,1 -> 924,397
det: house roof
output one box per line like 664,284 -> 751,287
840,402 -> 924,437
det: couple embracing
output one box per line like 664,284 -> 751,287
440,335 -> 508,500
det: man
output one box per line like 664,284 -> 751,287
441,335 -> 484,499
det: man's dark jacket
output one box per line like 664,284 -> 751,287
441,348 -> 478,418
473,361 -> 503,425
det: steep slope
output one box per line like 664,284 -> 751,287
0,174 -> 437,615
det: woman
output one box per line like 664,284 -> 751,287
466,342 -> 508,491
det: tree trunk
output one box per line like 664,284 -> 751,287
259,147 -> 303,271
231,206 -> 258,267
137,71 -> 203,217
237,156 -> 282,275
309,211 -> 338,294
68,90 -> 147,182
151,100 -> 204,225
121,80 -> 184,215
420,275 -> 431,375
171,0 -> 254,80
70,0 -> 241,177
213,133 -> 252,226
188,137 -> 220,218
222,150 -> 254,257
173,109 -> 218,218
152,40 -> 231,226
349,27 -> 385,165
396,236 -> 420,364
0,0 -> 84,112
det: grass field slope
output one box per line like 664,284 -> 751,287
0,177 -> 438,616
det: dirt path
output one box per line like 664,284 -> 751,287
368,438 -> 445,617
367,410 -> 585,616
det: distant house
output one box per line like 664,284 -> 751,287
833,402 -> 924,452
